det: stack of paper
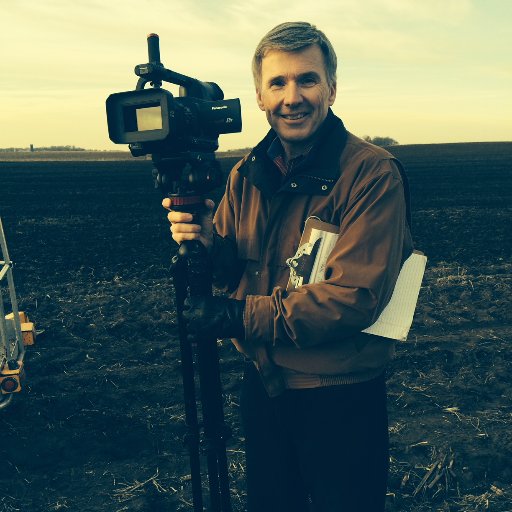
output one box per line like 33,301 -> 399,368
363,251 -> 427,341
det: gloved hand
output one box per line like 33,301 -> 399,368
182,295 -> 246,342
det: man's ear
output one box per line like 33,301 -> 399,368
328,81 -> 337,106
256,89 -> 265,111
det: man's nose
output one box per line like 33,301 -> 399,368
283,82 -> 302,106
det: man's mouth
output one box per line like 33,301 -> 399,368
280,113 -> 308,120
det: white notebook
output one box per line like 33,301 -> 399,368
363,251 -> 427,341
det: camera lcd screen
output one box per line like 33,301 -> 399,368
135,105 -> 163,131
123,102 -> 163,133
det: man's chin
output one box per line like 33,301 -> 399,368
279,130 -> 315,147
276,125 -> 312,143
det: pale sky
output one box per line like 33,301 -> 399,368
1,0 -> 511,151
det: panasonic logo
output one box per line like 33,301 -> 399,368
212,106 -> 228,110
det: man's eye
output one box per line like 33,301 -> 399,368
300,78 -> 317,86
270,80 -> 285,88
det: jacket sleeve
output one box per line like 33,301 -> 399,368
244,164 -> 409,350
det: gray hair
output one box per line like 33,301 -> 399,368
252,21 -> 337,89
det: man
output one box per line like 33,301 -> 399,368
164,21 -> 413,512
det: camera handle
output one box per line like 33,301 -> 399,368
134,33 -> 224,101
171,239 -> 233,512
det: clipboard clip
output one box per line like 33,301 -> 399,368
286,238 -> 322,288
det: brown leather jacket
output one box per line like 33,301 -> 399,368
211,110 -> 414,396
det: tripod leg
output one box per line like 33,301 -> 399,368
182,240 -> 233,511
172,256 -> 204,512
197,337 -> 232,512
172,240 -> 233,511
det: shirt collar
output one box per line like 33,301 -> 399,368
267,136 -> 283,162
267,136 -> 315,177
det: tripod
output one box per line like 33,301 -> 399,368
171,238 -> 232,512
104,29 -> 240,511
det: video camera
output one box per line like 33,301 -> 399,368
106,33 -> 242,211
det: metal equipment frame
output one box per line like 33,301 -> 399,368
0,218 -> 25,409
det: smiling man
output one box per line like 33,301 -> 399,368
256,43 -> 337,161
165,21 -> 413,512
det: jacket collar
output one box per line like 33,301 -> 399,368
238,109 -> 348,199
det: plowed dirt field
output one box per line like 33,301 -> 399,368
1,142 -> 511,511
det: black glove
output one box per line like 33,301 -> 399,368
182,295 -> 246,342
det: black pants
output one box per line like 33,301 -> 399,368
240,363 -> 389,512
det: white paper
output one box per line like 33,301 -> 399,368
308,228 -> 340,284
363,252 -> 427,341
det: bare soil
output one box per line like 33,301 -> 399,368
1,142 -> 511,511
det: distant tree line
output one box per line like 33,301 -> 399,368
220,138 -> 400,156
0,145 -> 85,152
363,136 -> 399,147
218,147 -> 253,157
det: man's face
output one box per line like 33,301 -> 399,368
256,44 -> 336,158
